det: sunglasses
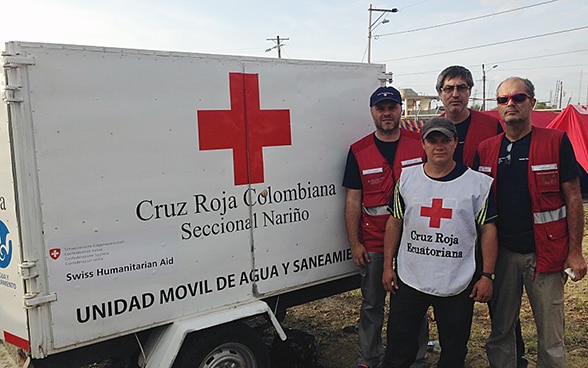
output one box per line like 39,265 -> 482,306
499,142 -> 513,166
505,142 -> 512,166
496,93 -> 530,105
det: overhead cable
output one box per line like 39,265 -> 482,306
379,25 -> 588,62
375,0 -> 557,37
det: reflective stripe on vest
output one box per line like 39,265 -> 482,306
363,205 -> 389,216
533,205 -> 567,224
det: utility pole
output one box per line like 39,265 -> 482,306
553,80 -> 561,107
559,80 -> 564,109
481,63 -> 497,111
578,70 -> 583,105
367,4 -> 398,63
266,35 -> 289,58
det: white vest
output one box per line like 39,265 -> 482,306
396,165 -> 493,296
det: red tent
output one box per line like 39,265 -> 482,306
481,109 -> 559,128
547,105 -> 588,173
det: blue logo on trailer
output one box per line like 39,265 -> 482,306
0,221 -> 12,268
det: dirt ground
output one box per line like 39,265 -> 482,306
0,342 -> 20,368
282,289 -> 588,368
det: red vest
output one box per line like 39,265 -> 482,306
463,110 -> 501,168
351,129 -> 425,251
442,109 -> 501,167
477,128 -> 568,273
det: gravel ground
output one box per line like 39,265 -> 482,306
0,342 -> 19,368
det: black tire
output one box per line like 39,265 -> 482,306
172,321 -> 270,368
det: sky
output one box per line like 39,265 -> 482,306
2,0 -> 588,109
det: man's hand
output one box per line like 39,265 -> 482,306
382,267 -> 399,294
351,242 -> 370,268
564,251 -> 587,282
469,277 -> 493,303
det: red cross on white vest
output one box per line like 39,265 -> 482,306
420,198 -> 453,228
197,72 -> 292,185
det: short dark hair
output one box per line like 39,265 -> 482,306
496,77 -> 535,98
436,65 -> 474,91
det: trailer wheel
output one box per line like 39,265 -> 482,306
173,322 -> 270,368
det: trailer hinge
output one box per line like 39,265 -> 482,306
19,260 -> 39,280
24,292 -> 58,308
2,55 -> 35,68
2,55 -> 34,103
19,260 -> 57,308
378,72 -> 394,85
2,85 -> 23,103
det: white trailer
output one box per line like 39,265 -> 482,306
0,41 -> 386,367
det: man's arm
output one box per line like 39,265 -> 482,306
345,188 -> 370,267
562,177 -> 587,281
469,222 -> 497,302
382,216 -> 402,293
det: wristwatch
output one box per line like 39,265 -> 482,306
481,272 -> 495,281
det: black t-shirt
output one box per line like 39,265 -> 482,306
453,115 -> 472,165
474,131 -> 579,253
342,134 -> 398,189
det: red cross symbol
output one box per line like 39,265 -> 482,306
197,73 -> 292,185
420,198 -> 452,228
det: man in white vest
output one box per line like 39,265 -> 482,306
381,117 -> 498,368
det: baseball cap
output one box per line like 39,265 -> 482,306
370,86 -> 402,106
421,117 -> 457,139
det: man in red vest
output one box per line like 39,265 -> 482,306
435,65 -> 535,366
476,77 -> 587,367
343,86 -> 426,368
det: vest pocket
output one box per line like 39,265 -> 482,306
534,170 -> 559,192
534,218 -> 568,272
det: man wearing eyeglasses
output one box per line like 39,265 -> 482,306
435,66 -> 532,367
476,77 -> 587,368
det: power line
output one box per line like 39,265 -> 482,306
401,0 -> 433,11
488,49 -> 588,66
375,0 -> 557,37
393,49 -> 588,77
379,25 -> 588,62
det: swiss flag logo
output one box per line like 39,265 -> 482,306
49,248 -> 61,260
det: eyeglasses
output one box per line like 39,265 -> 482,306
496,93 -> 531,105
440,84 -> 470,94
